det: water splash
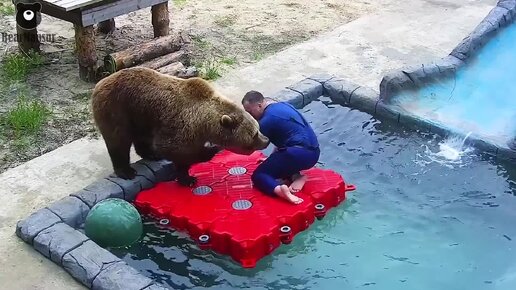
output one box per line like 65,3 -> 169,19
435,132 -> 473,161
415,132 -> 473,168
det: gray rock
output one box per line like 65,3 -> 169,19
484,6 -> 511,28
462,133 -> 498,156
398,113 -> 432,133
287,78 -> 324,104
91,261 -> 154,290
348,86 -> 379,115
33,223 -> 89,264
498,0 -> 516,19
62,240 -> 122,288
323,78 -> 360,105
498,147 -> 516,162
434,55 -> 464,75
16,208 -> 62,244
177,66 -> 198,79
270,88 -> 303,108
105,175 -> 143,202
400,64 -> 428,87
375,101 -> 400,122
46,196 -> 90,228
131,163 -> 157,184
508,137 -> 516,151
379,70 -> 413,102
307,73 -> 335,84
73,179 -> 124,208
450,36 -> 472,61
134,159 -> 175,183
142,283 -> 172,290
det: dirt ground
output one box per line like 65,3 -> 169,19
0,0 -> 379,173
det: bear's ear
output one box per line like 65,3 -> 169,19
220,114 -> 236,129
33,2 -> 42,11
16,3 -> 25,11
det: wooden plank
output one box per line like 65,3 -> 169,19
53,0 -> 104,11
81,0 -> 167,26
40,2 -> 82,24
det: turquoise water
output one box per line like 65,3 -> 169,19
390,22 -> 516,148
109,97 -> 516,290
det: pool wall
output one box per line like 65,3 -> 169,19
376,0 -> 516,158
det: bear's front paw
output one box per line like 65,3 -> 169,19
115,167 -> 137,180
177,175 -> 198,187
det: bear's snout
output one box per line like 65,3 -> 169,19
254,131 -> 269,149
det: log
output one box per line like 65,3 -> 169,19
157,62 -> 185,75
151,2 -> 170,37
104,34 -> 182,73
74,24 -> 97,82
177,67 -> 199,79
98,19 -> 115,34
138,50 -> 189,70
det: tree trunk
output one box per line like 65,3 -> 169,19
104,34 -> 182,73
16,24 -> 40,54
151,3 -> 169,37
98,19 -> 115,34
74,24 -> 97,82
138,50 -> 188,70
157,62 -> 185,75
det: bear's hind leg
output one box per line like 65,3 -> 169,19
134,138 -> 162,161
99,125 -> 136,179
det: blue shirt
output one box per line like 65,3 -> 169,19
259,102 -> 319,149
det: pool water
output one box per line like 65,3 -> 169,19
389,22 -> 516,148
109,97 -> 516,290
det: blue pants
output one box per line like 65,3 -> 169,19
252,146 -> 320,196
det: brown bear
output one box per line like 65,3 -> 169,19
91,67 -> 270,186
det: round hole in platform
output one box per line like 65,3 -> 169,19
315,203 -> 325,211
228,166 -> 247,175
159,219 -> 170,225
232,199 -> 252,210
199,234 -> 210,243
280,225 -> 291,233
192,185 -> 212,195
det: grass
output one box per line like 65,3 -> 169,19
198,59 -> 222,80
0,1 -> 15,16
1,50 -> 45,83
214,15 -> 237,27
172,0 -> 188,8
220,56 -> 237,66
3,95 -> 51,138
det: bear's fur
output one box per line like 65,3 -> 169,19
91,67 -> 270,186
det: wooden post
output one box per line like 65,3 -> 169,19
151,3 -> 169,37
98,19 -> 116,34
16,21 -> 40,54
74,24 -> 97,82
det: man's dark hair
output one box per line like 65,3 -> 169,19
242,90 -> 264,105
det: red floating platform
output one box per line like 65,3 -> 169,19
134,150 -> 356,268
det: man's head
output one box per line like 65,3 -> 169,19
242,90 -> 267,120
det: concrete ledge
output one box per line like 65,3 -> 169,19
91,261 -> 154,290
379,0 -> 516,102
16,208 -> 63,244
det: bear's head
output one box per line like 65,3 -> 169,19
213,108 -> 270,155
15,1 -> 42,30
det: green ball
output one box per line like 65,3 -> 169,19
84,198 -> 143,248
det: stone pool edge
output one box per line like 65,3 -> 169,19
13,75 -> 332,290
379,0 -> 516,102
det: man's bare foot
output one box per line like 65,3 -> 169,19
289,174 -> 308,193
274,185 -> 303,204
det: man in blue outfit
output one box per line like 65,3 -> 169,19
242,91 -> 320,205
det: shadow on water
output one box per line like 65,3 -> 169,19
110,97 -> 516,290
